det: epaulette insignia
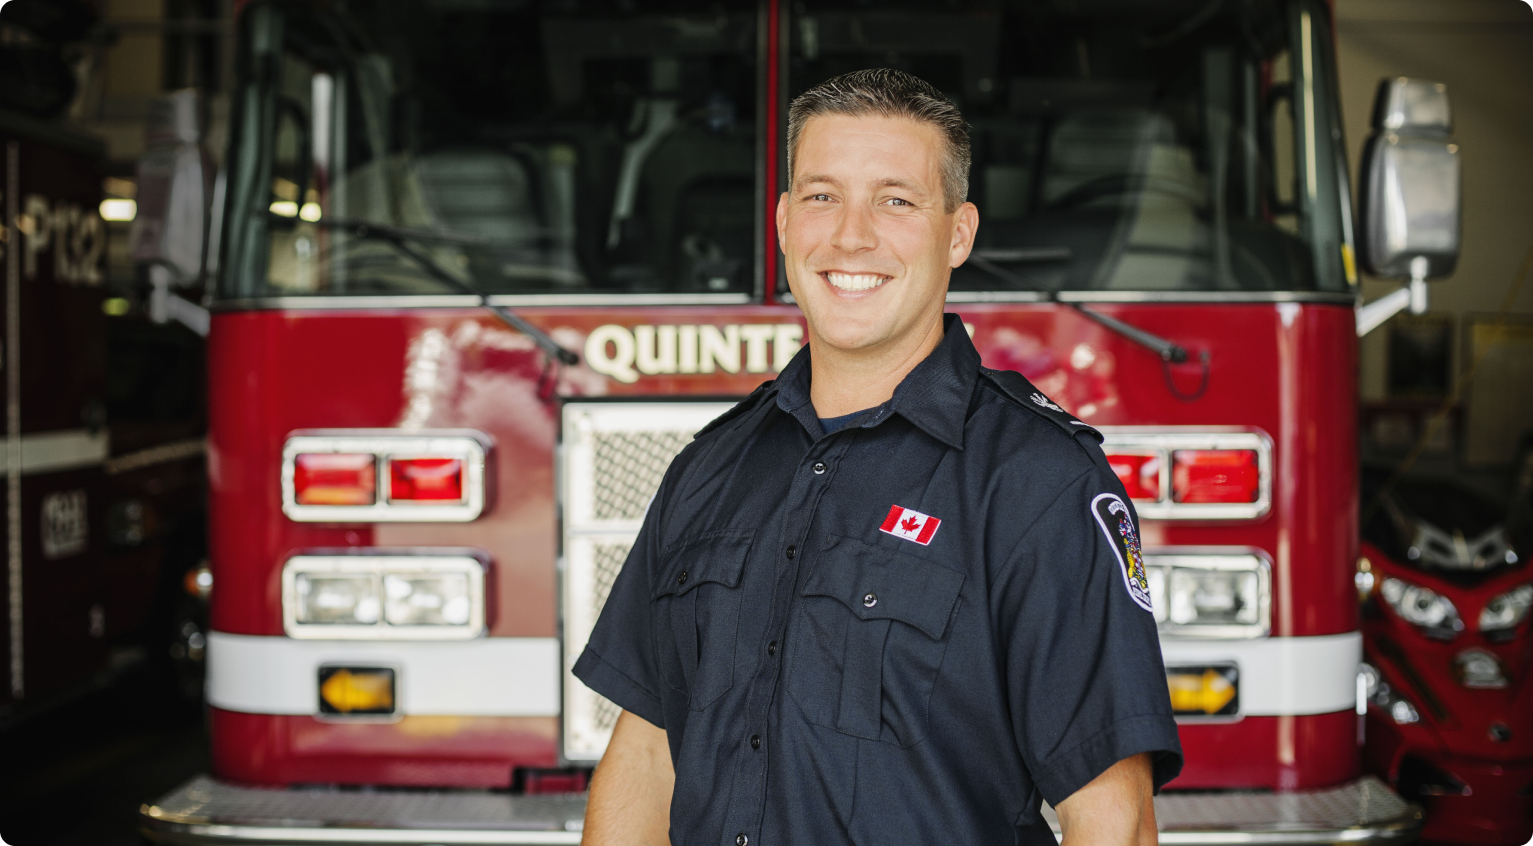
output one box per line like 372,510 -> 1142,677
977,367 -> 1103,444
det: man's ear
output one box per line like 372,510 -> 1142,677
949,201 -> 980,268
776,192 -> 790,254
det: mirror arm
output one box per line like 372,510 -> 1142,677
1356,255 -> 1430,337
147,264 -> 211,337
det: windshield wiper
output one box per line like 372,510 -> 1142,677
316,218 -> 580,365
965,254 -> 1210,401
966,254 -> 1193,363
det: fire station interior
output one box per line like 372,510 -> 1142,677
0,0 -> 1531,844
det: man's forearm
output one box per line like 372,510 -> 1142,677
582,710 -> 675,846
1055,753 -> 1157,846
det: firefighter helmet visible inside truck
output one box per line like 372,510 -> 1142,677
141,0 -> 1444,842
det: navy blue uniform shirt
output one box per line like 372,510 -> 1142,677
574,314 -> 1183,846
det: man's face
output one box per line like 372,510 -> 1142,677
777,113 -> 977,356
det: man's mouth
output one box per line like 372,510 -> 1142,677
823,272 -> 889,292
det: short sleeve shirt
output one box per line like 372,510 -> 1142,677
574,313 -> 1183,846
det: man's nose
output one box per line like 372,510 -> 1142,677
829,200 -> 878,253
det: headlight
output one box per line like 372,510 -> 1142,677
1452,648 -> 1507,689
1479,583 -> 1532,636
283,554 -> 486,639
383,573 -> 473,626
295,574 -> 380,625
1146,553 -> 1270,638
1379,577 -> 1462,640
1359,662 -> 1421,725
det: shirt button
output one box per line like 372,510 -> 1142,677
812,461 -> 826,474
737,834 -> 749,846
863,592 -> 878,608
786,545 -> 796,560
750,734 -> 761,750
677,571 -> 688,585
767,641 -> 778,657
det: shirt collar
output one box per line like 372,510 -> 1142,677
774,312 -> 979,450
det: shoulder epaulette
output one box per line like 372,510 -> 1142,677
977,367 -> 1103,444
695,380 -> 775,440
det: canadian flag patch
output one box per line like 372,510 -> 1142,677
879,504 -> 942,545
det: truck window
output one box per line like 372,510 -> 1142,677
220,0 -> 759,300
786,0 -> 1351,295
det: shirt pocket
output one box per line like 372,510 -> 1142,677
650,529 -> 753,711
787,534 -> 965,747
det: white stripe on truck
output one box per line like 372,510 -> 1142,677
206,631 -> 560,717
1162,631 -> 1362,716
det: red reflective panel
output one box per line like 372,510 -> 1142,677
1172,450 -> 1260,503
388,458 -> 465,502
294,454 -> 376,505
1106,453 -> 1162,501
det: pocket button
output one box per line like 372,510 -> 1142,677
677,570 -> 688,585
863,592 -> 878,608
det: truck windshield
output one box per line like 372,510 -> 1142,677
219,0 -> 759,300
218,0 -> 1351,301
789,0 -> 1353,295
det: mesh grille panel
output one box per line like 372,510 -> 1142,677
591,431 -> 693,521
560,402 -> 736,762
588,542 -> 631,735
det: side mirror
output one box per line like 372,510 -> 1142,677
129,89 -> 212,335
1356,78 -> 1461,337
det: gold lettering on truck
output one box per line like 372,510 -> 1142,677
585,324 -> 804,384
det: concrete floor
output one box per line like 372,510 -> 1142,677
0,658 -> 208,846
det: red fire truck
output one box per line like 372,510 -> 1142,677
141,0 -> 1458,841
1,101 -> 209,730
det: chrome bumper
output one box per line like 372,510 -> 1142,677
140,776 -> 585,845
1046,776 -> 1421,845
142,774 -> 1420,846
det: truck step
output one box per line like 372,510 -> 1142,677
140,775 -> 586,845
1043,776 -> 1421,844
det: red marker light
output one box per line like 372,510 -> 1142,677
1106,453 -> 1161,501
389,458 -> 465,503
1172,450 -> 1260,504
294,454 -> 377,505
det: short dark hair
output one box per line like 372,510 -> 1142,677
786,68 -> 971,213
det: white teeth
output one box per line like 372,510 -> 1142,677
825,272 -> 886,292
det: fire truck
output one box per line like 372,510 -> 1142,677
141,0 -> 1459,841
1,38 -> 210,736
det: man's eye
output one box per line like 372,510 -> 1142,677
885,197 -> 910,207
811,193 -> 832,202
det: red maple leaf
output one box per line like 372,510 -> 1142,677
900,516 -> 921,533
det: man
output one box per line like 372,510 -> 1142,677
575,68 -> 1182,846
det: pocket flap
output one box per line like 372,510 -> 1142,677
652,530 -> 755,600
803,535 -> 965,640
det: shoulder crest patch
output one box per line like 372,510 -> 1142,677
1090,493 -> 1154,613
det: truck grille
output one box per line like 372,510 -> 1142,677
560,401 -> 735,762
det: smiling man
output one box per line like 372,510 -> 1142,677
576,69 -> 1182,846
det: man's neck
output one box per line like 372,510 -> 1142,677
808,317 -> 946,418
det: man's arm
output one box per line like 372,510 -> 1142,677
582,709 -> 674,846
1054,753 -> 1157,846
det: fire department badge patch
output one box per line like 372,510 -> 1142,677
1091,493 -> 1154,613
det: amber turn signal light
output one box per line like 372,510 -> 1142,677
318,666 -> 395,715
